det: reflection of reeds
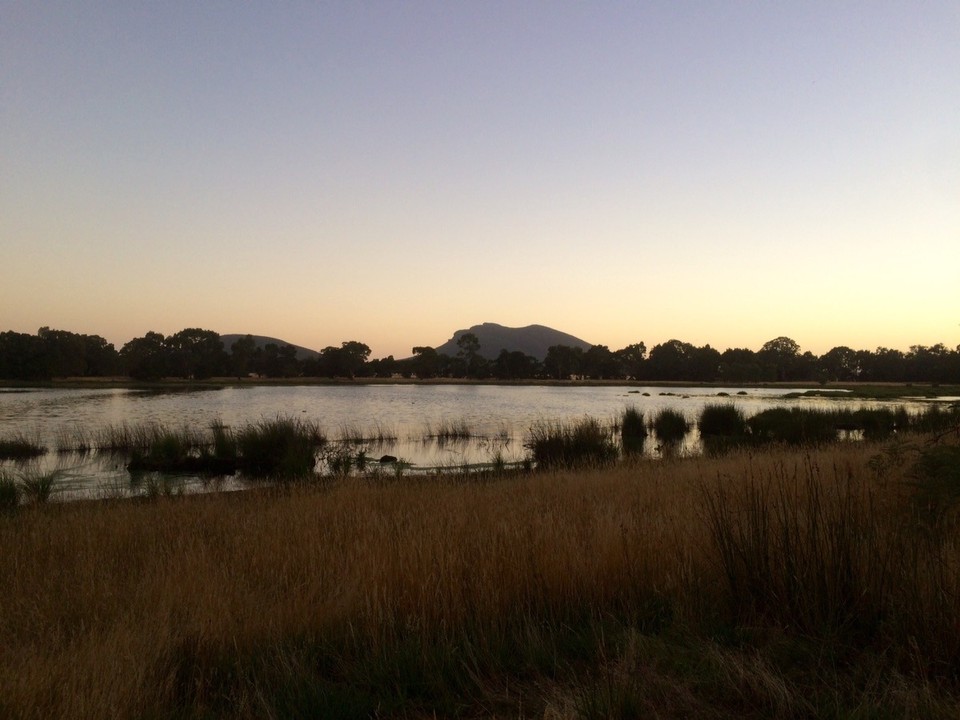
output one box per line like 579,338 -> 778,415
338,422 -> 398,444
424,418 -> 473,442
0,431 -> 46,460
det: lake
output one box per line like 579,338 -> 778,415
0,383 -> 932,500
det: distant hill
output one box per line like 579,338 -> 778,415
219,334 -> 319,361
433,323 -> 593,361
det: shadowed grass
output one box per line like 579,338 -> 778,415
3,434 -> 960,716
0,472 -> 20,510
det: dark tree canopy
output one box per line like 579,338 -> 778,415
0,326 -> 957,384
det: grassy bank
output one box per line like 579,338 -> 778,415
2,429 -> 960,718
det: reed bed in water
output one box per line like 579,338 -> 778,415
4,430 -> 960,718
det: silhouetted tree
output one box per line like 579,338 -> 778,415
411,346 -> 440,379
758,336 -> 801,381
79,333 -> 120,376
819,346 -> 859,382
37,327 -> 85,377
543,345 -> 583,379
907,344 -> 955,383
230,335 -> 258,379
339,341 -> 372,378
493,349 -> 540,379
859,347 -> 906,382
614,343 -> 647,380
582,345 -> 620,379
120,332 -> 168,380
647,340 -> 695,380
687,344 -> 721,382
166,328 -> 226,379
718,347 -> 761,382
0,331 -> 48,380
456,332 -> 487,378
368,355 -> 397,378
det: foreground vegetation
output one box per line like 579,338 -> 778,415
2,422 -> 960,718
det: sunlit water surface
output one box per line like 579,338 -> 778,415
0,384 -> 931,500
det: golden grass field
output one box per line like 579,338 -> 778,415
2,432 -> 960,718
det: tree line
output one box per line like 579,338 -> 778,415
0,327 -> 958,384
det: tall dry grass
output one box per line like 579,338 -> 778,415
1,434 -> 960,718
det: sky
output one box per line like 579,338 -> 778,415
2,1 -> 958,360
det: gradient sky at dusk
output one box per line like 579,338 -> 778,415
2,2 -> 958,359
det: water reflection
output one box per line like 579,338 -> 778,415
0,384 -> 937,500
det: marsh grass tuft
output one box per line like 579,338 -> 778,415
620,407 -> 646,455
18,468 -> 61,503
235,416 -> 324,479
527,417 -> 618,470
650,408 -> 690,445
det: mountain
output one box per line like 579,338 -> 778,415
432,323 -> 593,361
219,334 -> 320,361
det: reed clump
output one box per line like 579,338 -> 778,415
3,431 -> 960,717
747,406 -> 843,445
620,407 -> 646,454
650,408 -> 690,444
424,418 -> 473,442
698,404 -> 749,437
233,416 -> 324,478
17,468 -> 61,504
527,417 -> 619,470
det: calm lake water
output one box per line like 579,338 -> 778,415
0,384 -> 932,500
